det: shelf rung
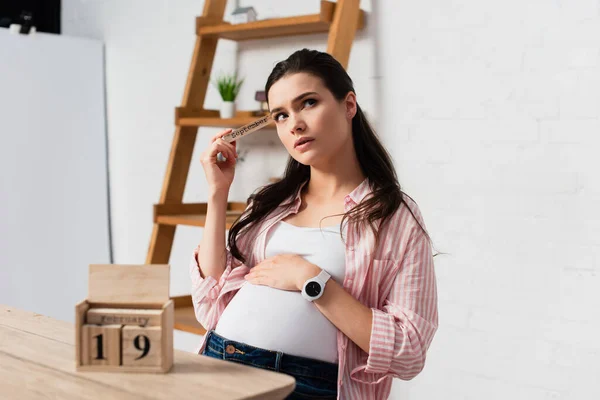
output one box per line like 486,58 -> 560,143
179,116 -> 273,128
195,1 -> 364,42
154,202 -> 247,228
176,108 -> 274,128
156,214 -> 242,228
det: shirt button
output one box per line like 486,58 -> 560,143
345,279 -> 353,285
338,379 -> 343,386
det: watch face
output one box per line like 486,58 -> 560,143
305,281 -> 322,297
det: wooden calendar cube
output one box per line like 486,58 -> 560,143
75,264 -> 174,373
122,326 -> 162,367
81,324 -> 122,366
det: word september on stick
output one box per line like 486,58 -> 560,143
221,114 -> 272,143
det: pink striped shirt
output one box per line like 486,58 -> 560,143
189,178 -> 438,399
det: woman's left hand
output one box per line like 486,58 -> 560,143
244,254 -> 321,291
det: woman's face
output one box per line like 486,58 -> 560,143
267,72 -> 356,166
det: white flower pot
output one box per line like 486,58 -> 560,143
220,101 -> 235,119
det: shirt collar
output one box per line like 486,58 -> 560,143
289,177 -> 371,211
346,177 -> 372,205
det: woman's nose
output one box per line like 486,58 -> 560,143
289,115 -> 306,134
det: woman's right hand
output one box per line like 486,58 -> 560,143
200,129 -> 238,194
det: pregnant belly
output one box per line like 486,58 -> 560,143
214,281 -> 338,362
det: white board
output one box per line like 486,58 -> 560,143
0,30 -> 111,323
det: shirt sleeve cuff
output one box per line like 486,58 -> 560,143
350,308 -> 396,383
365,308 -> 396,374
189,245 -> 225,302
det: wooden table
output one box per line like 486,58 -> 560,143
0,306 -> 295,399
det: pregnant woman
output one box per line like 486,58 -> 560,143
191,49 -> 439,400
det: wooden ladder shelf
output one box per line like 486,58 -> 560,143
146,0 -> 364,336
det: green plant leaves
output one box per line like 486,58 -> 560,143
212,73 -> 244,102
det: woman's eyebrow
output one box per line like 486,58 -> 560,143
269,91 -> 319,116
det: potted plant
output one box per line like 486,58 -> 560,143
213,73 -> 244,119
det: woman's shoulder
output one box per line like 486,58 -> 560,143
385,192 -> 429,237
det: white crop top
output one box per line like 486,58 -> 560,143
214,220 -> 346,364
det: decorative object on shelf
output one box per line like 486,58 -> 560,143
18,11 -> 35,34
255,90 -> 269,113
9,23 -> 36,35
0,0 -> 59,34
231,6 -> 257,24
212,72 -> 244,119
6,11 -> 36,35
8,24 -> 21,34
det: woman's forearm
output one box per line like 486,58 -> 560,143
197,190 -> 229,280
313,278 -> 373,354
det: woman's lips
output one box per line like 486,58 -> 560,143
294,139 -> 314,152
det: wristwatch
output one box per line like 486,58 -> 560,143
301,269 -> 331,301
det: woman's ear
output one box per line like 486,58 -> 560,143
345,91 -> 357,119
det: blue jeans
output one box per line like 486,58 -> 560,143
201,330 -> 338,399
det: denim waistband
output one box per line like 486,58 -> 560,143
204,330 -> 339,383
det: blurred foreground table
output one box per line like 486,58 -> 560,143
0,306 -> 295,399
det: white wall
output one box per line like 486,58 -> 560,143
62,1 -> 600,399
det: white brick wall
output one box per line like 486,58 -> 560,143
375,1 -> 600,399
62,0 -> 600,398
